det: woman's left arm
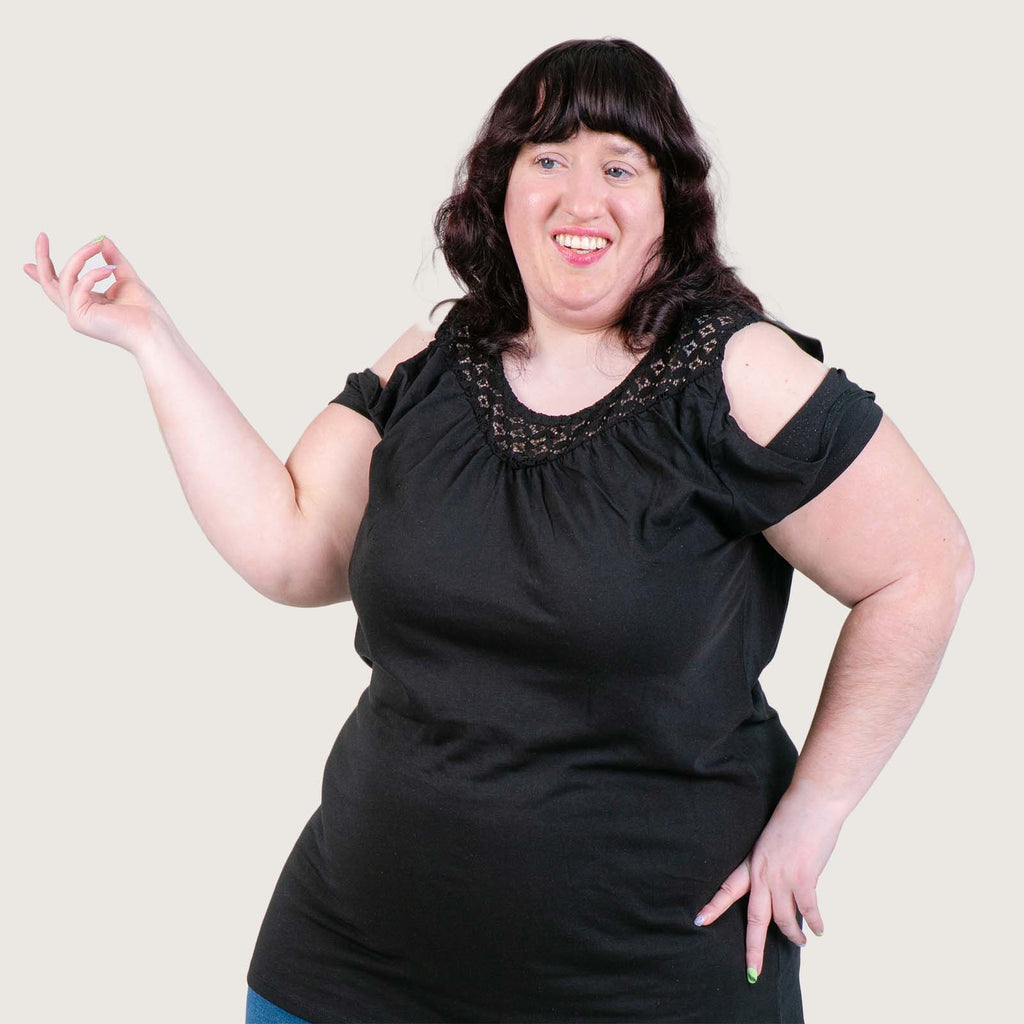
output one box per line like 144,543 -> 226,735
768,407 -> 974,820
695,332 -> 975,984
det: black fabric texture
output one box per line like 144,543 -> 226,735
246,300 -> 883,1022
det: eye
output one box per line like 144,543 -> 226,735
530,156 -> 634,178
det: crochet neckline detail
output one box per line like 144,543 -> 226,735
491,336 -> 665,426
438,302 -> 762,467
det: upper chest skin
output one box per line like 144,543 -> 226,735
499,345 -> 646,417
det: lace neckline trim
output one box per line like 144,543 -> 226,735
491,334 -> 666,427
438,302 -> 763,466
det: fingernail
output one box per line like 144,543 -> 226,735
812,928 -> 823,937
747,966 -> 758,984
693,914 -> 705,927
90,235 -> 105,244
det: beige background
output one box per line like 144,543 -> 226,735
3,2 -> 1017,1021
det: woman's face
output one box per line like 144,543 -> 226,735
503,126 -> 664,333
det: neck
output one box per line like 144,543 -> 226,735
518,308 -> 625,369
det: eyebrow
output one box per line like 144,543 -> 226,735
528,138 -> 649,160
607,141 -> 646,159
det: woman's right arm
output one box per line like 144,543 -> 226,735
135,318 -> 434,607
24,232 -> 427,608
134,319 -> 382,607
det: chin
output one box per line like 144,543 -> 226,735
554,293 -> 618,316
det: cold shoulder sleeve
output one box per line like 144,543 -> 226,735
327,338 -> 438,437
704,327 -> 883,538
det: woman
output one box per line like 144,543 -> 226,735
24,37 -> 972,1024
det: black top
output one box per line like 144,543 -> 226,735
246,300 -> 883,1023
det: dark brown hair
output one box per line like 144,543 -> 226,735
430,37 -> 765,361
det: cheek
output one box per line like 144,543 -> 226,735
503,190 -> 529,244
506,192 -> 547,251
623,192 -> 664,241
624,215 -> 664,261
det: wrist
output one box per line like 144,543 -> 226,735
782,775 -> 856,828
134,312 -> 183,366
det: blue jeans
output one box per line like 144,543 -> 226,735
245,986 -> 312,1024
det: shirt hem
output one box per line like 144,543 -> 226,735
247,967 -> 360,1024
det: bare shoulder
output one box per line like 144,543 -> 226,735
370,322 -> 437,388
275,319 -> 436,606
720,320 -> 830,447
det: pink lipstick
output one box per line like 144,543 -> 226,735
551,229 -> 613,267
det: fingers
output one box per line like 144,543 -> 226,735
696,856 -> 820,988
95,235 -> 138,280
745,885 -> 814,987
744,878 -> 772,983
771,888 -> 807,949
795,886 -> 824,937
58,237 -> 107,309
26,233 -> 128,316
694,867 -> 744,931
69,263 -> 118,319
693,857 -> 750,928
30,232 -> 64,309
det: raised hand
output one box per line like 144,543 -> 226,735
693,787 -> 841,984
23,233 -> 175,355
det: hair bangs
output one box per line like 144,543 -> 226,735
521,44 -> 664,167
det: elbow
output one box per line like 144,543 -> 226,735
264,571 -> 352,608
246,573 -> 304,607
921,522 -> 975,608
257,585 -> 349,608
943,533 -> 975,639
952,529 -> 975,608
895,527 -> 974,634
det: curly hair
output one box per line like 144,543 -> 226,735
429,37 -> 765,362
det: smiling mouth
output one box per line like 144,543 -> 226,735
552,232 -> 612,254
550,235 -> 612,266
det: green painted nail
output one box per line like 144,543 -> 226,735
747,966 -> 758,984
90,235 -> 105,243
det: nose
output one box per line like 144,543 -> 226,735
560,165 -> 604,221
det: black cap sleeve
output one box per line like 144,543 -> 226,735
329,368 -> 388,434
327,332 -> 440,436
708,364 -> 883,538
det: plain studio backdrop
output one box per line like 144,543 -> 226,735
2,2 -> 1018,1021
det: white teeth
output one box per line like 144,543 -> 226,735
554,233 -> 609,250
